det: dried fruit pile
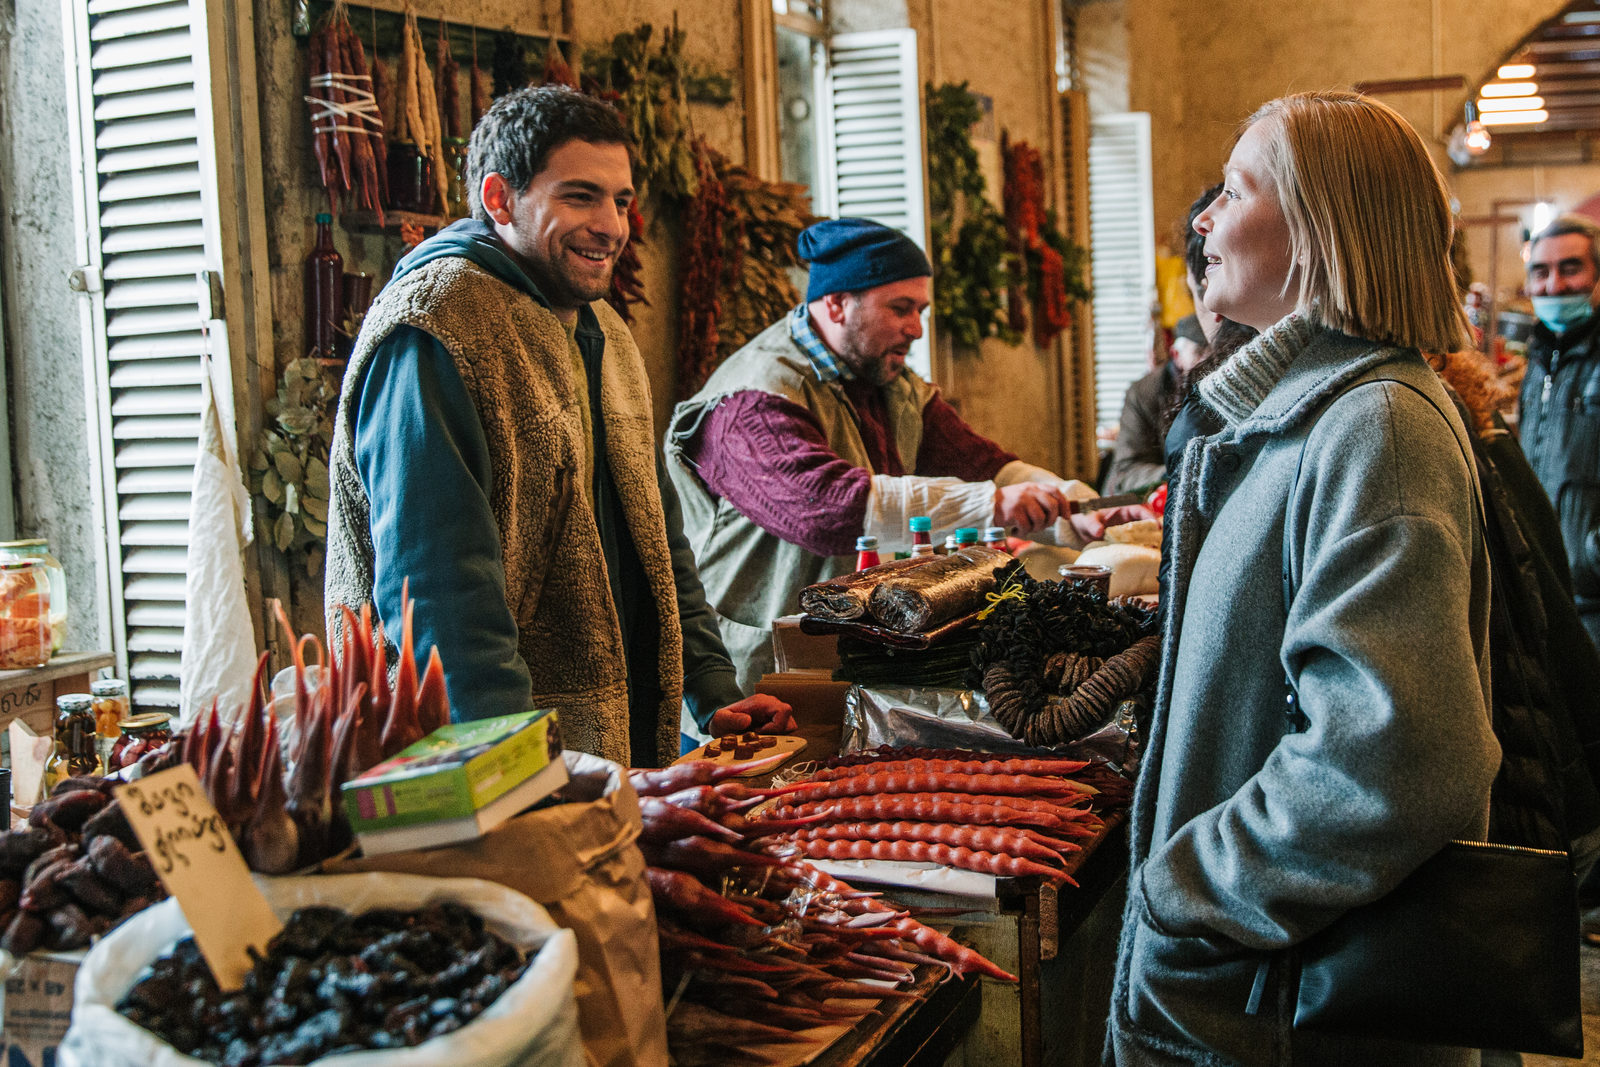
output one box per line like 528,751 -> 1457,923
969,574 -> 1160,746
629,758 -> 1019,1066
116,902 -> 529,1066
0,777 -> 164,955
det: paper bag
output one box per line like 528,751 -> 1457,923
329,750 -> 667,1067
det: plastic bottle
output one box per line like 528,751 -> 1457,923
305,212 -> 344,358
854,535 -> 881,571
943,535 -> 961,555
910,543 -> 937,559
954,528 -> 979,549
908,516 -> 932,551
983,526 -> 1009,551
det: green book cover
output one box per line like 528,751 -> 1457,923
340,708 -> 562,833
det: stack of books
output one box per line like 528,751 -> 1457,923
340,708 -> 566,856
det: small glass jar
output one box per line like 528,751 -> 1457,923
91,677 -> 129,767
109,712 -> 173,772
0,559 -> 51,669
0,541 -> 66,653
43,693 -> 103,795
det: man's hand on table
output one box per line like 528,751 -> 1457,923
1068,503 -> 1158,543
709,694 -> 797,737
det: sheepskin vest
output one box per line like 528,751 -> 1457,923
325,256 -> 683,766
665,319 -> 935,689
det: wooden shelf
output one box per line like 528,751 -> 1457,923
0,650 -> 116,736
339,209 -> 451,236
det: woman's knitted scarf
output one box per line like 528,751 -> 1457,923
1196,312 -> 1317,426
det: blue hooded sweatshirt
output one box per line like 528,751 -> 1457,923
350,219 -> 742,753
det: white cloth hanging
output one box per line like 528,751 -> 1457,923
177,352 -> 258,727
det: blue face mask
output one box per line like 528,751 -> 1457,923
1531,293 -> 1596,334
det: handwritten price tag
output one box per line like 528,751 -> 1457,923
113,764 -> 282,991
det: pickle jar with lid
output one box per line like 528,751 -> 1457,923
0,540 -> 66,653
0,559 -> 51,669
43,694 -> 103,795
110,712 -> 173,772
90,679 -> 129,740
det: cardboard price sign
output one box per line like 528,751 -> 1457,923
113,764 -> 282,990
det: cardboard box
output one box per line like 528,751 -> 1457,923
341,709 -> 564,838
1,951 -> 81,1067
771,615 -> 842,674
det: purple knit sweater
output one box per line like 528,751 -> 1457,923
681,378 -> 1016,557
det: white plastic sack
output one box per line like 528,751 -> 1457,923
59,872 -> 584,1067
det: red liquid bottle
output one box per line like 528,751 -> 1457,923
305,212 -> 344,358
855,535 -> 881,571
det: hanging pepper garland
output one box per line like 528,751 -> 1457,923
676,138 -> 727,394
1002,134 -> 1090,348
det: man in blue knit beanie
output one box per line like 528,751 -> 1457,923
665,216 -> 1096,693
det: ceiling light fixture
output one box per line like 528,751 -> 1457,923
1478,95 -> 1546,111
1480,81 -> 1540,97
1479,108 -> 1551,126
1497,63 -> 1536,79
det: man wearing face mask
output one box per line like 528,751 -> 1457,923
1519,213 -> 1600,646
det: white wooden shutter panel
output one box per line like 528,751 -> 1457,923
65,0 -> 228,710
820,29 -> 934,380
1087,113 -> 1156,430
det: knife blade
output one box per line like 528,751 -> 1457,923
1066,492 -> 1148,515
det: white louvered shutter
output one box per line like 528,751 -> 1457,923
63,0 -> 230,710
1087,113 -> 1156,430
819,29 -> 933,380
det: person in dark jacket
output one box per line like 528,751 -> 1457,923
1517,213 -> 1600,648
1104,316 -> 1205,494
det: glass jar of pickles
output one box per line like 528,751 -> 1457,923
0,540 -> 67,653
42,693 -> 103,795
109,712 -> 173,771
91,678 -> 130,767
0,559 -> 51,670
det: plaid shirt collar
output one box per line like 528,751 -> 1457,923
787,304 -> 855,382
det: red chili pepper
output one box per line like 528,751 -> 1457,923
1147,483 -> 1168,517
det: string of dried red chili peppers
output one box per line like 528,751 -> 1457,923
1002,135 -> 1073,348
676,137 -> 727,397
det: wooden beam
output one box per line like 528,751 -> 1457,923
1352,75 -> 1466,94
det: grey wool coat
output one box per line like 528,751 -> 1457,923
1107,321 -> 1499,1066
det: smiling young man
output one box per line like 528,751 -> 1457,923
325,86 -> 791,767
1518,213 -> 1600,647
665,217 -> 1095,690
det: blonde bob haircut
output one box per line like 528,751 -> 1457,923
1243,90 -> 1469,354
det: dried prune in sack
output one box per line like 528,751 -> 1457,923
68,873 -> 583,1067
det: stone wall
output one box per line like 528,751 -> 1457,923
0,0 -> 111,652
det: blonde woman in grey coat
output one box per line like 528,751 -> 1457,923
1106,91 -> 1499,1066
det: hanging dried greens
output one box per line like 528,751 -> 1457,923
925,82 -> 1017,351
713,162 -> 816,364
250,358 -> 337,578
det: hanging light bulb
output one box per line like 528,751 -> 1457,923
1463,101 -> 1492,155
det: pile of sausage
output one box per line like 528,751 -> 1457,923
752,746 -> 1130,884
0,777 -> 164,955
630,758 -> 1018,1067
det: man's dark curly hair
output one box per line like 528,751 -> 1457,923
1185,182 -> 1222,288
466,85 -> 633,223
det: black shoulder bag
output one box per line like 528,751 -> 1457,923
1278,379 -> 1582,1057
